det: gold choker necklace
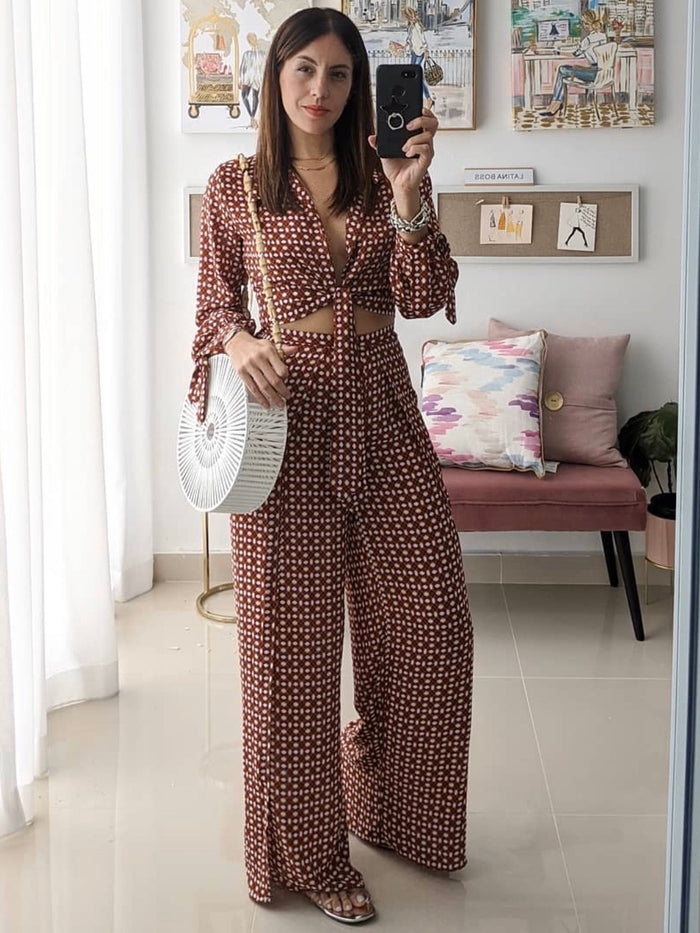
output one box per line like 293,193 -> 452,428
291,154 -> 336,172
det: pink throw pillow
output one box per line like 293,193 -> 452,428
488,318 -> 630,467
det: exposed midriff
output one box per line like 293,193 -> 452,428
279,305 -> 394,335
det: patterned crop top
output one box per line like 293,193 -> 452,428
188,155 -> 459,423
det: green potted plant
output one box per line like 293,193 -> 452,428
617,401 -> 678,569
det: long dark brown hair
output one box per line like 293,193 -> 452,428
255,8 -> 381,216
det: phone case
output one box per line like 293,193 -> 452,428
375,64 -> 423,159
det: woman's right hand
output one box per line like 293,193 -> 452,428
224,330 -> 300,409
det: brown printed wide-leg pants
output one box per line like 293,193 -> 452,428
230,323 -> 475,903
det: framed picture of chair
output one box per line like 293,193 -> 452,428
342,0 -> 477,130
181,0 -> 312,133
511,1 -> 655,131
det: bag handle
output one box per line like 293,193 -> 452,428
238,153 -> 285,362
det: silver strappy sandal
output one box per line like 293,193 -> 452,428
304,888 -> 376,924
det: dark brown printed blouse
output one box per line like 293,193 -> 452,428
188,156 -> 459,429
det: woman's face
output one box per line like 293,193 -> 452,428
279,33 -> 354,142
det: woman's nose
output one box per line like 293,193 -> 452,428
311,72 -> 330,99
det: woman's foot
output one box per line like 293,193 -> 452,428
539,100 -> 563,116
304,886 -> 375,923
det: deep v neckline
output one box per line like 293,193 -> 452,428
290,170 -> 355,287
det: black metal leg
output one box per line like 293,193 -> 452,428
600,531 -> 619,587
612,531 -> 646,641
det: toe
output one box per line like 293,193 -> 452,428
339,891 -> 354,915
350,888 -> 373,915
329,892 -> 344,914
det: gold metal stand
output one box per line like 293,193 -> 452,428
195,512 -> 237,623
644,556 -> 674,606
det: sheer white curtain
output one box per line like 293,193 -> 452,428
0,0 -> 151,839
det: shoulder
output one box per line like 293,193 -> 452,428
206,156 -> 255,214
207,157 -> 250,193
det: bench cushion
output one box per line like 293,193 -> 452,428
442,463 -> 648,532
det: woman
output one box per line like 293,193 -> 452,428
539,9 -> 607,117
188,7 -> 474,924
239,32 -> 266,130
403,6 -> 433,105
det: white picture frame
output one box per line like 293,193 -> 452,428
434,183 -> 639,263
184,186 -> 205,263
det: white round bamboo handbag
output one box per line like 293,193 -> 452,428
177,154 -> 288,514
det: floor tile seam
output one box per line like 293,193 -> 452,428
474,674 -> 526,680
552,811 -> 670,818
521,675 -> 672,682
500,584 -> 583,933
474,675 -> 671,681
466,807 -> 569,814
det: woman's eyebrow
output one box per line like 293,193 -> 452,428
295,54 -> 351,70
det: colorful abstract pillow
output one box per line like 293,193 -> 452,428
421,333 -> 547,479
488,318 -> 629,467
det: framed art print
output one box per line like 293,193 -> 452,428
511,0 -> 654,131
342,0 -> 476,129
181,0 -> 312,133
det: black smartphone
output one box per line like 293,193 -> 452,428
375,64 -> 423,159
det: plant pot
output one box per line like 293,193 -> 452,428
645,493 -> 676,570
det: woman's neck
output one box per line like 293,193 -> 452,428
288,126 -> 335,161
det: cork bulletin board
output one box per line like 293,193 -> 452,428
435,185 -> 639,263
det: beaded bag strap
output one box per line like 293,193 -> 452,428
238,153 -> 285,362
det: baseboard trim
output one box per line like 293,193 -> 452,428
155,551 -> 673,587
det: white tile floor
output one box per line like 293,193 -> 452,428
0,575 -> 674,933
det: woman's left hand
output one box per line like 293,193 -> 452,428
368,106 -> 438,193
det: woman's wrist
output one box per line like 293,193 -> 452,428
391,186 -> 422,221
223,327 -> 254,351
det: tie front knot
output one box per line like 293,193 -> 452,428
329,286 -> 364,502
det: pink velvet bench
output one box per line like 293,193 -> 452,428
441,463 -> 649,641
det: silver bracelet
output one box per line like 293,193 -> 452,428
222,324 -> 248,348
389,196 -> 431,233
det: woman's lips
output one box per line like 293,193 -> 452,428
303,105 -> 330,116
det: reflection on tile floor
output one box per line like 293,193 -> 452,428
0,577 -> 674,932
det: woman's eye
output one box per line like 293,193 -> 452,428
332,72 -> 348,80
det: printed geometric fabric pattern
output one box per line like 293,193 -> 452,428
188,156 -> 459,423
230,324 -> 474,903
421,332 -> 547,479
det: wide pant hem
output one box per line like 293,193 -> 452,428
347,825 -> 468,874
250,872 -> 367,904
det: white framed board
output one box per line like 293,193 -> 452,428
434,184 -> 639,263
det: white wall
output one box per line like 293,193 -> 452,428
146,0 -> 686,557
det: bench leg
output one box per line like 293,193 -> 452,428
612,531 -> 646,641
600,531 -> 619,587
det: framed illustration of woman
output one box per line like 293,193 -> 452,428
342,0 -> 477,130
511,0 -> 655,131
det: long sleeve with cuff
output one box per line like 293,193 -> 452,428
188,165 -> 256,423
388,172 -> 459,325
